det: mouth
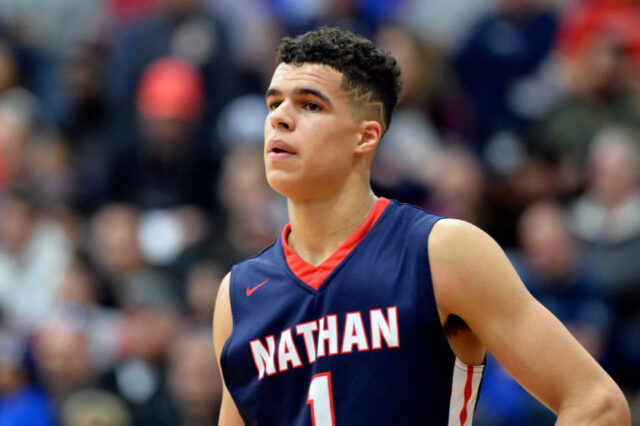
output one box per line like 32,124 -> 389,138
271,147 -> 291,154
267,140 -> 296,159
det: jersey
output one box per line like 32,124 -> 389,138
220,198 -> 484,425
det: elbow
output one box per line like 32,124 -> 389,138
608,391 -> 631,426
558,381 -> 631,425
591,383 -> 631,426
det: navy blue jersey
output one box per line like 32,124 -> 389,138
220,199 -> 484,425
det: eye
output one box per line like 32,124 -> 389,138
303,102 -> 322,112
268,101 -> 281,111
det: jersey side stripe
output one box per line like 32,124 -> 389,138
448,358 -> 484,426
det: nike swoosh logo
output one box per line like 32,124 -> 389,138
246,279 -> 270,296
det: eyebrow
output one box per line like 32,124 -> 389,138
265,87 -> 332,105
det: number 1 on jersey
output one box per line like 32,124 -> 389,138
307,372 -> 336,426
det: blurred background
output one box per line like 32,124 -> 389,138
0,0 -> 639,424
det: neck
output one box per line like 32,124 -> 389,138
287,182 -> 377,266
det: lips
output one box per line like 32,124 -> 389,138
268,140 -> 295,154
267,140 -> 296,161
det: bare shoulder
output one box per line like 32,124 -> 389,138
428,218 -> 519,316
428,218 -> 498,260
213,272 -> 233,362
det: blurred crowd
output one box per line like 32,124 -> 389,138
0,0 -> 639,424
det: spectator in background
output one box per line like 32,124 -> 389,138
60,388 -> 131,426
0,89 -> 32,191
56,253 -> 123,373
538,29 -> 640,166
0,0 -> 109,121
183,261 -> 223,326
0,87 -> 83,252
567,127 -> 640,391
486,146 -> 569,246
88,204 -> 148,294
99,272 -> 182,426
374,24 -> 436,112
0,0 -> 108,59
209,0 -> 282,96
88,201 -> 209,303
397,0 -> 496,52
0,89 -> 53,192
518,201 -> 613,361
0,87 -> 73,206
106,57 -> 218,213
57,48 -> 116,214
429,146 -> 490,227
168,326 -> 222,426
27,130 -> 74,206
555,0 -> 640,83
0,189 -> 72,337
568,127 -> 640,289
32,319 -> 97,408
454,0 -> 558,154
107,0 -> 238,143
0,39 -> 18,97
0,333 -> 56,426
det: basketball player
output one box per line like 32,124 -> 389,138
213,27 -> 630,425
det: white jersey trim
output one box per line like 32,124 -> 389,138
448,357 -> 484,426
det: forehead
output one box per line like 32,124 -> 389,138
268,63 -> 344,96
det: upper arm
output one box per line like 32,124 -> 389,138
213,272 -> 244,426
429,219 -> 628,421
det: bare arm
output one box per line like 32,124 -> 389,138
429,219 -> 630,425
213,272 -> 245,426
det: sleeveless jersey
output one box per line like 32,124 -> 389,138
220,198 -> 484,425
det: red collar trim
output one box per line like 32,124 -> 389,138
282,197 -> 390,290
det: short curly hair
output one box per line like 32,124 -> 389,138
276,27 -> 402,132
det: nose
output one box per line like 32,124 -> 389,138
268,101 -> 294,131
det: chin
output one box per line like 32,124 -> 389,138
266,172 -> 317,201
266,171 -> 298,197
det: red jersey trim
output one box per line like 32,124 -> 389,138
282,197 -> 391,291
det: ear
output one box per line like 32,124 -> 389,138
354,120 -> 382,155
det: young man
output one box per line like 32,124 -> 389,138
213,27 -> 630,425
